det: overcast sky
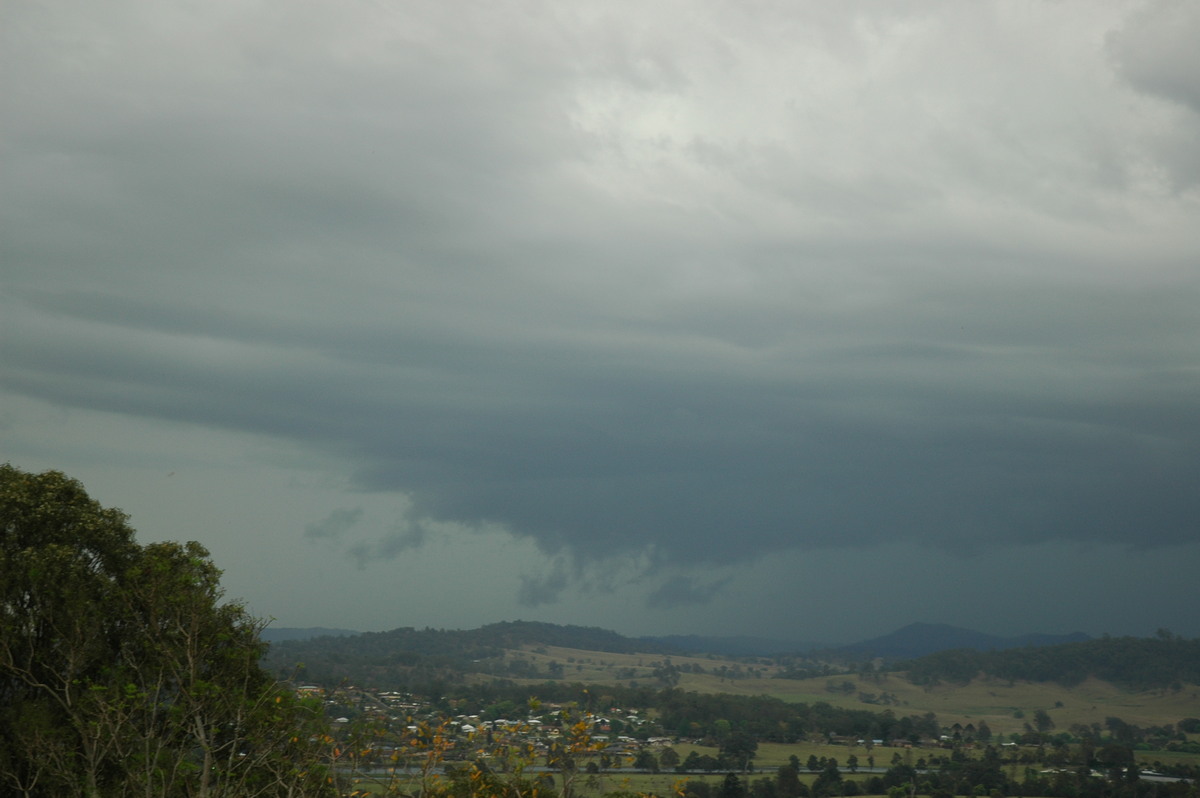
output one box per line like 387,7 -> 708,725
4,1 -> 1200,644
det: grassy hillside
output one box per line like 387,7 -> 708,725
503,644 -> 1200,737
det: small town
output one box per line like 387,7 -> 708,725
293,681 -> 1198,798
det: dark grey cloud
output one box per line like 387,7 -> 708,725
519,561 -> 570,608
304,508 -> 364,540
646,576 -> 731,610
374,522 -> 428,558
3,0 -> 1199,625
10,270 -> 1197,574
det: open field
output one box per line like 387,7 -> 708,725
340,737 -> 1200,797
671,740 -> 926,769
509,645 -> 777,685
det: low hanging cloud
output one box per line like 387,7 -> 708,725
342,513 -> 429,568
304,508 -> 364,541
519,560 -> 571,608
3,0 -> 1200,607
646,576 -> 732,610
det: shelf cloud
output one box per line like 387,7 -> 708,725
4,0 -> 1199,637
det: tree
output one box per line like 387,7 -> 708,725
721,772 -> 747,798
0,465 -> 334,798
751,776 -> 779,798
776,763 -> 803,798
634,747 -> 660,772
545,708 -> 607,798
812,759 -> 842,797
720,730 -> 758,772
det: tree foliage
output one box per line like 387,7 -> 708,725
0,465 -> 334,798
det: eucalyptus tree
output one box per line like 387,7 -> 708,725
0,464 -> 335,798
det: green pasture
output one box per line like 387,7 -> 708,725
339,735 -> 1200,798
671,740 -> 931,770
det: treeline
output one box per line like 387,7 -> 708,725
820,748 -> 1197,798
654,690 -> 940,743
901,634 -> 1200,689
426,681 -> 940,745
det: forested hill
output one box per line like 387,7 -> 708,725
469,620 -> 681,653
263,620 -> 681,685
901,633 -> 1200,689
641,634 -> 820,657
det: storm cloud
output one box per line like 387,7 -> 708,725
305,508 -> 364,541
3,1 -> 1199,636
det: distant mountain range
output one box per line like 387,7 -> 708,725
637,634 -> 821,657
820,622 -> 1091,660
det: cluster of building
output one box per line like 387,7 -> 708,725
298,685 -> 675,766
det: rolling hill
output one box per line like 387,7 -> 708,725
260,621 -> 1200,745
